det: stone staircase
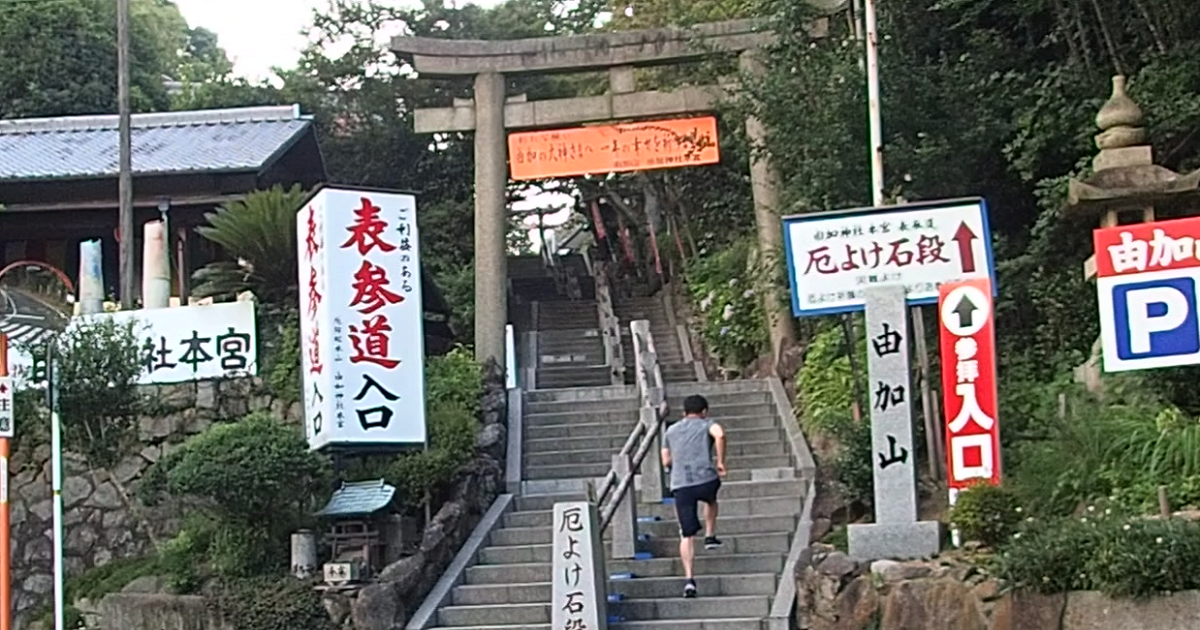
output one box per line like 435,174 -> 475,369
417,380 -> 806,630
533,299 -> 614,389
614,296 -> 699,384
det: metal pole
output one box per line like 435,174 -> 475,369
117,0 -> 135,309
0,333 -> 9,630
47,346 -> 63,630
863,0 -> 884,208
861,0 -> 943,477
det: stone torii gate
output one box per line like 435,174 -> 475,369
391,18 -> 830,366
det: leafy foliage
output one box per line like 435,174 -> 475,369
684,238 -> 768,368
949,483 -> 1023,548
345,347 -> 483,512
995,511 -> 1200,598
192,184 -> 309,303
209,576 -> 337,630
52,317 -> 145,467
140,412 -> 330,577
258,306 -> 303,404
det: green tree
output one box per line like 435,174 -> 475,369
0,0 -> 229,117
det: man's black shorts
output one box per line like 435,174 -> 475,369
672,478 -> 721,538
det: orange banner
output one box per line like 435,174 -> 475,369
508,116 -> 720,181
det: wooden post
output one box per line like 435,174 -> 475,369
1158,486 -> 1171,518
117,0 -> 135,309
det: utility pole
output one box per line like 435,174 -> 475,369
117,0 -> 135,309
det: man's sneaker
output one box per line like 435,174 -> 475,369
704,536 -> 723,550
683,579 -> 697,598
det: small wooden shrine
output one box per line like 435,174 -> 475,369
315,479 -> 400,585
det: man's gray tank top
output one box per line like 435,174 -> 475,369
664,416 -> 719,490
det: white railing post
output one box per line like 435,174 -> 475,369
639,406 -> 665,504
504,324 -> 517,390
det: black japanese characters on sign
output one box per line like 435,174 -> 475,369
873,381 -> 906,412
310,383 -> 325,436
871,323 -> 903,357
877,435 -> 910,470
559,507 -> 584,532
353,374 -> 399,430
141,327 -> 252,375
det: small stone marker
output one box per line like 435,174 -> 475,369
553,502 -> 609,630
847,285 -> 942,561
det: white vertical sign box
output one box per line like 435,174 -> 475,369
299,187 -> 428,450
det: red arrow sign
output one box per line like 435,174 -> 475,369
0,383 -> 6,394
952,222 -> 979,274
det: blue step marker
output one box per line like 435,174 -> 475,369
634,551 -> 653,560
610,572 -> 636,580
637,515 -> 661,522
662,497 -> 675,505
607,593 -> 625,603
607,615 -> 626,624
637,533 -> 651,541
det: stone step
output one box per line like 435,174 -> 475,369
525,398 -> 642,414
451,573 -> 778,606
502,510 -> 797,534
477,533 -> 791,565
522,440 -> 786,467
523,387 -> 638,403
638,494 -> 804,519
523,455 -> 792,481
523,409 -> 641,427
663,392 -> 774,406
534,374 -> 613,389
525,411 -> 779,434
430,619 -> 765,630
464,554 -> 785,585
508,480 -> 803,512
524,416 -> 780,440
440,594 -> 767,627
521,427 -> 785,454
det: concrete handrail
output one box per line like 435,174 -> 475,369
764,376 -> 819,630
589,254 -> 626,385
598,320 -> 668,538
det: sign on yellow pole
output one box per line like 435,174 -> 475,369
508,116 -> 720,180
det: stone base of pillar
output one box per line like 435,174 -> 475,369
847,520 -> 943,562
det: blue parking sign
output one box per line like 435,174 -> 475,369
1099,271 -> 1200,371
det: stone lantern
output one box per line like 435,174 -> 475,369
1068,75 -> 1200,390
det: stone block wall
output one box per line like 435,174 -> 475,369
10,378 -> 298,630
796,543 -> 1200,630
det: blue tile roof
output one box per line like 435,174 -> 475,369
316,479 -> 398,518
0,105 -> 313,182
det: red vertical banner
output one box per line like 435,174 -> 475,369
938,277 -> 1001,491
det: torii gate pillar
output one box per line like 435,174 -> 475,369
474,71 -> 510,365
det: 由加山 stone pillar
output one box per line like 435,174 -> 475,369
473,72 -> 509,366
739,51 -> 798,370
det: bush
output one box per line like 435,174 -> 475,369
994,511 -> 1200,598
383,403 -> 477,512
796,321 -> 866,437
829,414 -> 873,508
52,316 -> 145,467
140,412 -> 330,576
684,237 -> 768,369
209,576 -> 336,630
425,346 -> 482,415
949,483 -> 1023,547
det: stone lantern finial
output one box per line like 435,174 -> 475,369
1094,75 -> 1146,150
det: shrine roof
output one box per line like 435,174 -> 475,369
0,105 -> 320,182
316,479 -> 398,518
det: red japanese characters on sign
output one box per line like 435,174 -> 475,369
1093,215 -> 1200,278
938,277 -> 1002,492
304,204 -> 324,376
341,198 -> 404,369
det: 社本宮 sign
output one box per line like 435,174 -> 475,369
298,186 -> 428,451
8,301 -> 258,388
507,116 -> 720,181
1094,215 -> 1200,372
781,198 -> 996,316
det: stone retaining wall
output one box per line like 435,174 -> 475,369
796,543 -> 1200,630
11,378 -> 295,630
